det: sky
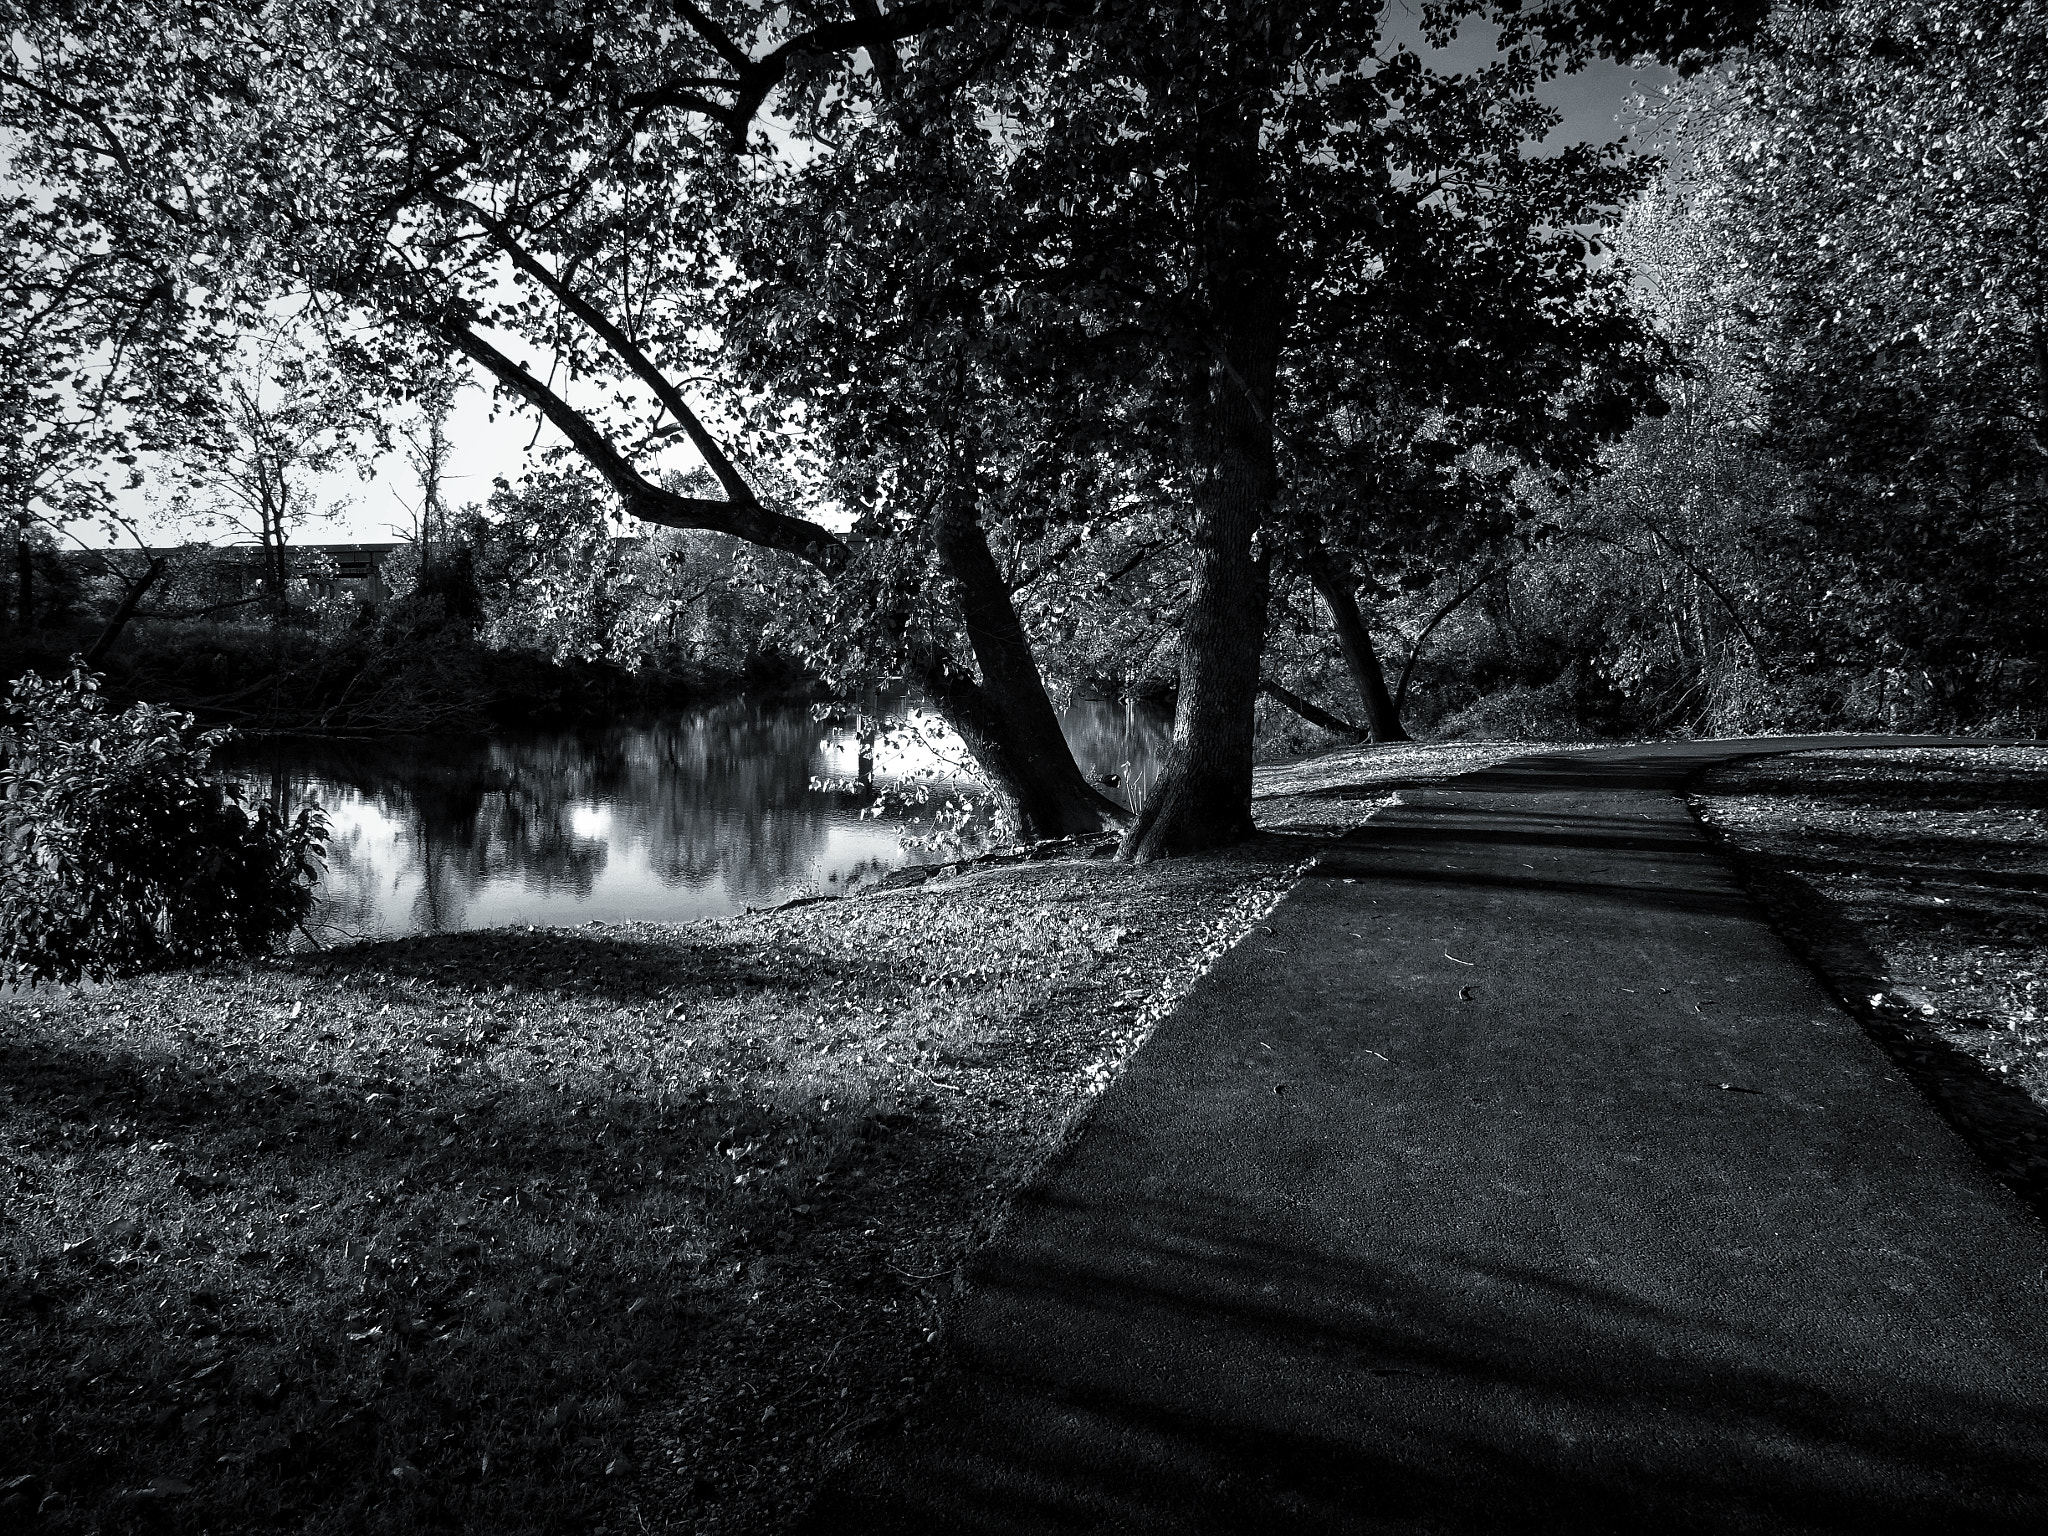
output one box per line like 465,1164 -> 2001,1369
246,9 -> 1680,548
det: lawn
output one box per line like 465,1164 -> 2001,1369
1,739 -> 1556,1534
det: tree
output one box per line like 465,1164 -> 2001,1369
1,201 -> 137,630
2,0 -> 1764,854
711,96 -> 1137,837
159,326 -> 364,618
1544,183 -> 1788,735
715,4 -> 1685,845
465,469 -> 637,662
1648,0 -> 2048,723
1,38 -> 262,631
1269,202 -> 1667,748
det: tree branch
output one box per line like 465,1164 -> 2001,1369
726,2 -> 961,141
435,320 -> 848,571
1101,535 -> 1177,586
1395,562 -> 1507,713
437,193 -> 762,508
669,0 -> 757,75
1259,677 -> 1364,738
1007,528 -> 1084,593
1629,519 -> 1764,652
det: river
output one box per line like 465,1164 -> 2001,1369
222,698 -> 1173,941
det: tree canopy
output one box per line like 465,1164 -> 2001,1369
2,0 -> 1773,852
1650,0 -> 2048,717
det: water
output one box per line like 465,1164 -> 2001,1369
223,697 -> 1173,940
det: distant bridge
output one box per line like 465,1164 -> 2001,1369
73,538 -> 644,611
67,541 -> 407,607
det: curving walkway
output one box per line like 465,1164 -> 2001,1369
797,738 -> 2048,1534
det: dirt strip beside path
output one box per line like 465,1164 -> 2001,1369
798,736 -> 2048,1535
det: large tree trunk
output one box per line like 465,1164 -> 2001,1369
905,641 -> 1102,843
1302,545 -> 1409,742
927,493 -> 1128,840
1117,453 -> 1272,862
1118,194 -> 1284,861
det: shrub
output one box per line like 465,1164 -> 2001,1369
1435,678 -> 1601,742
0,667 -> 326,985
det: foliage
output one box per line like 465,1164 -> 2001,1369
441,469 -> 778,676
0,668 -> 325,984
1390,2 -> 2048,746
1667,0 -> 2048,718
1,73 -> 250,612
463,472 -> 639,663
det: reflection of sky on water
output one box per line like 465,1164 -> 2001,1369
224,697 -> 1171,940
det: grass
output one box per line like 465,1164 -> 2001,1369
1694,744 -> 2048,1214
0,738 -> 1572,1534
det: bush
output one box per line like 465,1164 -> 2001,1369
0,667 -> 326,985
1435,678 -> 1602,742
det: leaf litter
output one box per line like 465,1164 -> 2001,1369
0,740 -> 1563,1534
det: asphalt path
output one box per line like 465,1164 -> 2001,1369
798,737 -> 2048,1534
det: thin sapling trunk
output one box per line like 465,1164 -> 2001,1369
1302,545 -> 1409,742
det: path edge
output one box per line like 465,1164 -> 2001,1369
1683,746 -> 2048,1233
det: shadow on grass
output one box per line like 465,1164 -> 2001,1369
1714,754 -> 2048,813
279,925 -> 813,1010
1689,804 -> 2048,1225
0,929 -> 939,1535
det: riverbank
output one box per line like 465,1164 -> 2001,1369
0,740 -> 1553,1534
2,616 -> 802,740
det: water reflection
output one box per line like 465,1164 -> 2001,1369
1065,695 -> 1175,811
223,697 -> 1172,939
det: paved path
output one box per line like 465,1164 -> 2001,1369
800,738 -> 2048,1534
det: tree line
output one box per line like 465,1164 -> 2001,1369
4,0 -> 2040,860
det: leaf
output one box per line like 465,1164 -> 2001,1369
244,1367 -> 283,1402
537,1399 -> 576,1430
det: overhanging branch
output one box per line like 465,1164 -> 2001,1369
437,320 -> 848,571
436,192 -> 762,508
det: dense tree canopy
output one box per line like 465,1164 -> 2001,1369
1697,0 -> 2048,709
3,0 -> 1771,851
1352,0 -> 2047,743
